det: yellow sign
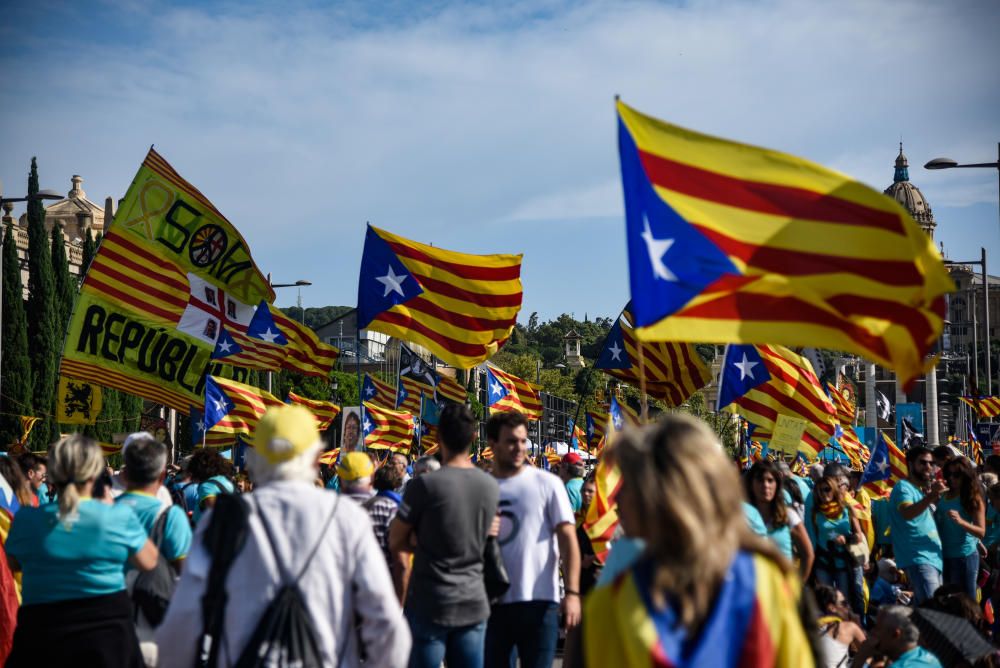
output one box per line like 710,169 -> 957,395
56,376 -> 103,424
770,415 -> 808,454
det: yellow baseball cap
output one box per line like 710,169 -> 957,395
337,452 -> 375,482
253,404 -> 320,465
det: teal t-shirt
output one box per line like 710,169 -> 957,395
6,499 -> 148,605
565,477 -> 583,513
115,491 -> 193,563
935,495 -> 979,558
888,479 -> 943,570
985,505 -> 1000,548
743,502 -> 768,536
806,506 -> 852,568
193,475 -> 235,524
871,497 -> 893,546
767,522 -> 793,558
892,645 -> 943,667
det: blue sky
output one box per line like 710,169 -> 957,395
1,0 -> 998,321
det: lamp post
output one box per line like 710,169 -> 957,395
267,279 -> 312,391
0,184 -> 64,414
927,146 -> 1000,395
943,253 -> 992,396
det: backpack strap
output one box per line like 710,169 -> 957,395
253,493 -> 341,585
150,504 -> 170,548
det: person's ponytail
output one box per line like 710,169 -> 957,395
48,434 -> 103,519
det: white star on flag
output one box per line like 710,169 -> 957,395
213,398 -> 228,413
194,421 -> 205,434
608,341 -> 623,362
641,215 -> 677,282
365,386 -> 375,397
217,339 -> 233,354
363,417 -> 373,433
876,458 -> 889,474
613,414 -> 624,429
490,380 -> 503,398
734,353 -> 758,381
258,327 -> 280,343
376,265 -> 408,298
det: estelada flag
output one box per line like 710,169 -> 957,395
212,301 -> 338,378
56,376 -> 103,425
361,374 -> 396,409
363,401 -> 414,454
961,396 -> 1000,419
357,225 -> 523,369
60,148 -> 274,412
582,397 -> 626,561
861,432 -> 907,498
396,375 -> 432,416
595,304 -> 710,406
617,100 -> 952,389
287,391 -> 341,430
487,364 -> 542,420
717,344 -> 836,457
204,376 -> 283,438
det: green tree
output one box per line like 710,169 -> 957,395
1,222 -> 33,447
25,158 -> 60,447
79,228 -> 96,287
50,221 -> 74,338
91,387 -> 121,443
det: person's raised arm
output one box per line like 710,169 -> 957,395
898,479 -> 946,521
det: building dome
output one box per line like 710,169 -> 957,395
883,143 -> 935,237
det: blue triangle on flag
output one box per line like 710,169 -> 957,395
486,367 -> 509,405
861,432 -> 891,485
190,406 -> 207,446
595,317 -> 632,370
357,225 -> 424,329
619,118 -> 738,329
362,408 -> 376,437
211,327 -> 243,359
204,377 -> 235,430
247,301 -> 289,345
396,380 -> 409,409
716,344 -> 771,410
609,396 -> 626,432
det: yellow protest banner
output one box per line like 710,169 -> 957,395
59,149 -> 274,413
56,376 -> 103,424
770,415 -> 808,455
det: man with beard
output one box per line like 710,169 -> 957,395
888,445 -> 945,604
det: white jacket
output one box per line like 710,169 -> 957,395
155,480 -> 410,667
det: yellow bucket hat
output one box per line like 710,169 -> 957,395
253,404 -> 320,465
336,451 -> 375,482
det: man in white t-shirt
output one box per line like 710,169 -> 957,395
485,411 -> 580,668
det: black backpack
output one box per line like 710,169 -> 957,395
197,493 -> 341,668
132,508 -> 180,627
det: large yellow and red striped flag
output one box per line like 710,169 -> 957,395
595,305 -> 711,406
60,149 -> 276,412
362,401 -> 414,454
361,374 -> 397,409
287,391 -> 341,430
617,101 -> 953,389
961,396 -> 1000,419
356,225 -> 523,369
827,382 -> 857,426
717,344 -> 836,456
204,376 -> 283,438
486,364 -> 542,420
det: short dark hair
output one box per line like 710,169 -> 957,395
438,403 -> 478,453
123,437 -> 168,485
932,445 -> 955,462
486,411 -> 528,442
187,448 -> 233,481
373,464 -> 404,492
905,445 -> 933,467
822,463 -> 849,481
16,452 -> 46,475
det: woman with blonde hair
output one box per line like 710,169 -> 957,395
580,414 -> 816,667
5,434 -> 158,667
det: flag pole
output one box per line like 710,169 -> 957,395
637,341 -> 649,423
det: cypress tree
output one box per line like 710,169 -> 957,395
1,222 -> 33,447
25,158 -> 60,447
92,388 -> 120,443
80,228 -> 96,287
50,221 -> 74,338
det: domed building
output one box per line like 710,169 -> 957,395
884,143 -> 935,239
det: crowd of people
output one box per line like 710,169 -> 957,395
1,406 -> 999,667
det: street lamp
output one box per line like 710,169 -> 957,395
925,143 -> 1000,245
0,185 -> 66,415
266,279 -> 312,391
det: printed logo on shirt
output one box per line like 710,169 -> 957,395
498,498 -> 521,547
